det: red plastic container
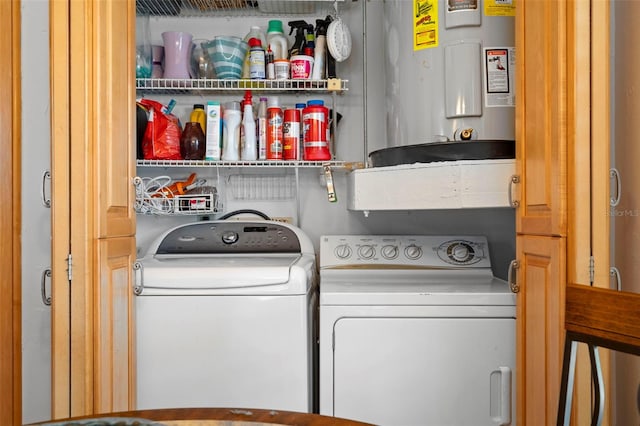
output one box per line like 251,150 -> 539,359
302,100 -> 330,161
283,109 -> 300,160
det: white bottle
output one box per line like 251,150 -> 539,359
242,26 -> 267,79
266,20 -> 289,60
222,101 -> 242,161
241,92 -> 257,160
311,30 -> 326,79
257,97 -> 268,159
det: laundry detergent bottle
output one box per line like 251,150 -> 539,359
266,20 -> 289,60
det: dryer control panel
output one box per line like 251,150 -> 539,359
320,235 -> 491,269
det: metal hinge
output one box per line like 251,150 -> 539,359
67,254 -> 72,282
589,256 -> 595,285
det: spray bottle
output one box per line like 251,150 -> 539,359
287,20 -> 310,57
241,90 -> 257,160
311,17 -> 330,80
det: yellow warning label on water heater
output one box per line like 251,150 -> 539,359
414,0 -> 438,50
485,0 -> 516,17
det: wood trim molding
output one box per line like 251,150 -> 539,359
0,0 -> 22,424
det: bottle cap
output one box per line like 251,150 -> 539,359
267,20 -> 284,34
249,38 -> 262,48
295,103 -> 306,109
267,96 -> 280,108
193,104 -> 204,109
307,99 -> 324,106
224,101 -> 241,111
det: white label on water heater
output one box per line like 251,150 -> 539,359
484,47 -> 515,107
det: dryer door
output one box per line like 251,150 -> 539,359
333,317 -> 515,426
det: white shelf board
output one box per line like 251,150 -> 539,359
347,159 -> 516,211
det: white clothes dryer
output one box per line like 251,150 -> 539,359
319,235 -> 516,426
135,220 -> 317,413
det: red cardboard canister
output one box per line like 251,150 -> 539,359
283,109 -> 300,160
302,100 -> 330,161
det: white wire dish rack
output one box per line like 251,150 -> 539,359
134,175 -> 221,215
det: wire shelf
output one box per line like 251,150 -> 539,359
136,0 -> 345,17
136,78 -> 348,93
136,159 -> 363,170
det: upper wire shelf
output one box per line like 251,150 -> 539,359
136,78 -> 348,93
136,0 -> 346,17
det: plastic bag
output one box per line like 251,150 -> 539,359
139,98 -> 182,160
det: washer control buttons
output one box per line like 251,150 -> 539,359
221,231 -> 239,245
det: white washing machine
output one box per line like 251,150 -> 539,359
135,220 -> 317,413
319,235 -> 516,426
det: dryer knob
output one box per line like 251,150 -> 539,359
358,244 -> 376,259
404,244 -> 423,260
381,244 -> 399,260
221,231 -> 239,245
334,244 -> 352,259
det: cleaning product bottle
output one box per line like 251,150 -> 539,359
222,101 -> 242,161
248,38 -> 266,80
265,47 -> 275,80
302,99 -> 331,161
266,96 -> 284,160
189,104 -> 207,133
241,91 -> 257,160
311,17 -> 329,80
266,20 -> 289,60
287,20 -> 309,57
257,97 -> 268,159
242,26 -> 267,79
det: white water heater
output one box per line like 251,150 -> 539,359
384,0 -> 515,145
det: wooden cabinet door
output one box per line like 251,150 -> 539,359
516,234 -> 566,425
95,237 -> 137,412
50,0 -> 137,418
515,0 -> 567,237
0,1 -> 21,424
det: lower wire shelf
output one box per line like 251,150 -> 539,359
136,159 -> 363,170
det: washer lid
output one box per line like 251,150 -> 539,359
319,270 -> 515,306
139,254 -> 314,295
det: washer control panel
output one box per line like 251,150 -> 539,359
320,235 -> 491,269
154,221 -> 304,255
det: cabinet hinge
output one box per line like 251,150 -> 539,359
67,254 -> 72,282
589,256 -> 595,285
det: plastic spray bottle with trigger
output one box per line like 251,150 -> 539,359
311,17 -> 330,79
241,90 -> 257,160
287,20 -> 311,57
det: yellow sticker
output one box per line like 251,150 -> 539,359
414,0 -> 438,50
485,0 -> 516,17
